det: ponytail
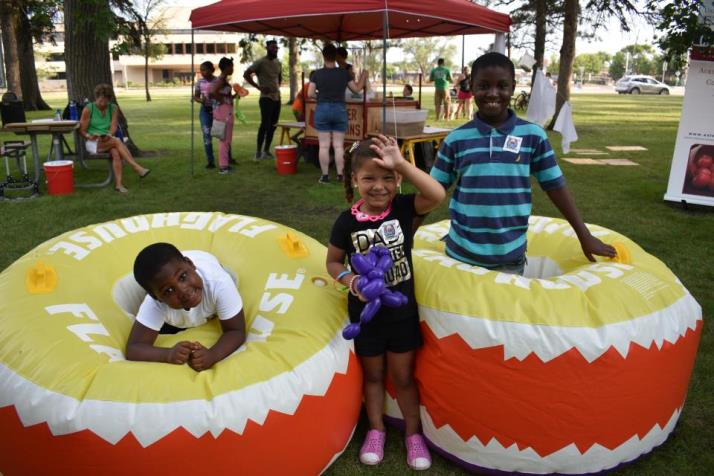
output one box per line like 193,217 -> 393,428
344,140 -> 377,204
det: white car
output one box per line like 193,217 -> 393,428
615,75 -> 670,95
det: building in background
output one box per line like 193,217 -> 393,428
34,7 -> 245,91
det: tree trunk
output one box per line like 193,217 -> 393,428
530,0 -> 547,90
547,0 -> 577,131
288,36 -> 298,103
0,3 -> 22,98
65,0 -> 139,154
17,11 -> 50,110
144,42 -> 151,102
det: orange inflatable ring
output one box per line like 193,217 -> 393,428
385,216 -> 702,474
0,212 -> 361,476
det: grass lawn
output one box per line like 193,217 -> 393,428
1,88 -> 712,475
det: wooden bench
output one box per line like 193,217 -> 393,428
277,121 -> 305,146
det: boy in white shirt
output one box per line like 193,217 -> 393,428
126,243 -> 246,371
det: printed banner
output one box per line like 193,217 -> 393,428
664,47 -> 714,207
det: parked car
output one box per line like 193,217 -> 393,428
614,75 -> 670,95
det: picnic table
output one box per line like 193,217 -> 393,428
3,120 -> 78,184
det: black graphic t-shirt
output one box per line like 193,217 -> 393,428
330,194 -> 417,324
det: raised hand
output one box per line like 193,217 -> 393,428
370,134 -> 405,170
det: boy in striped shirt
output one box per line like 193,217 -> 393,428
430,52 -> 615,273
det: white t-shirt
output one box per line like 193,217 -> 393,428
135,250 -> 243,331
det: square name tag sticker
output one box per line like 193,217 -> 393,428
503,135 -> 523,154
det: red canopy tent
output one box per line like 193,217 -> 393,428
189,0 -> 511,40
187,0 -> 511,173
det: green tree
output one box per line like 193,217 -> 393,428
646,0 -> 714,58
546,0 -> 577,130
240,35 -> 309,102
281,49 -> 290,87
653,52 -> 688,84
10,0 -> 58,110
573,52 -> 611,76
608,44 -> 657,79
0,1 -> 22,97
546,0 -> 641,130
65,0 -> 143,154
400,38 -> 457,79
608,52 -> 627,79
128,0 -> 168,102
287,37 -> 299,102
491,0 -> 564,88
548,54 -> 560,75
283,37 -> 313,102
364,41 -> 385,82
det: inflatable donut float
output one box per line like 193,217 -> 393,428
385,216 -> 702,474
0,212 -> 361,476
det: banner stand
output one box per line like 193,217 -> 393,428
663,46 -> 714,208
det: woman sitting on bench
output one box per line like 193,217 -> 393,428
79,83 -> 150,193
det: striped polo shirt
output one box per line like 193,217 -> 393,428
430,110 -> 566,268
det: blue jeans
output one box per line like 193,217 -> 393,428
314,102 -> 348,133
199,106 -> 215,166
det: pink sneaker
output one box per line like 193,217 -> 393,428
405,433 -> 432,470
359,429 -> 386,465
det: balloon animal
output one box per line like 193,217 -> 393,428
342,246 -> 408,340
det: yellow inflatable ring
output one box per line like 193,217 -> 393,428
385,216 -> 702,474
0,212 -> 361,476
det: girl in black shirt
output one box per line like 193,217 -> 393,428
326,137 -> 445,470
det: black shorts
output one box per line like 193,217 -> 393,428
354,315 -> 422,357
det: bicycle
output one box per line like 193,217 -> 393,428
512,90 -> 530,111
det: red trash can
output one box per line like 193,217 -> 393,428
275,145 -> 298,175
43,160 -> 74,196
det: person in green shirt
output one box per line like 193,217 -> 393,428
78,83 -> 150,193
429,58 -> 452,121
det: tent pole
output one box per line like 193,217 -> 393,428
382,9 -> 387,131
301,70 -> 306,121
461,35 -> 465,70
190,28 -> 195,177
418,73 -> 422,110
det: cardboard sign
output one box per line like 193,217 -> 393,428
304,100 -> 419,141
